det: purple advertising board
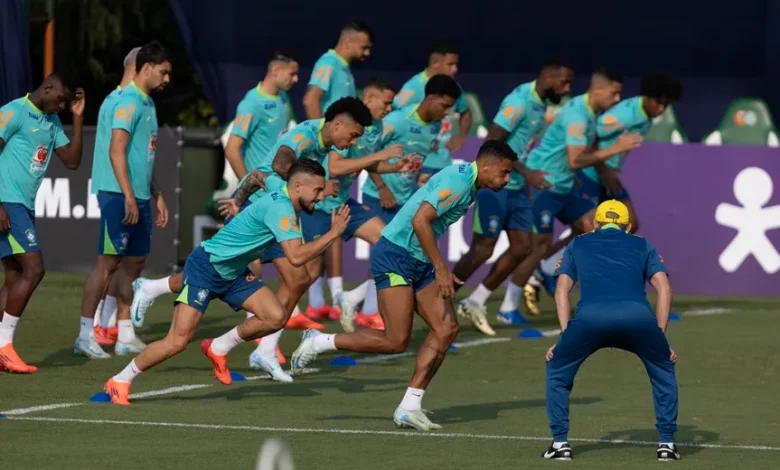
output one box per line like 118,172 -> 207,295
307,139 -> 778,297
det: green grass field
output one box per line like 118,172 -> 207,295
1,272 -> 778,469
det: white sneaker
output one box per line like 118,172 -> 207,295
130,278 -> 155,328
249,349 -> 293,383
291,329 -> 321,376
456,301 -> 496,336
115,337 -> 147,356
335,292 -> 357,333
393,407 -> 442,431
74,337 -> 111,359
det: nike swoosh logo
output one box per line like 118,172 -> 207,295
407,141 -> 420,146
31,128 -> 39,132
146,117 -> 151,121
531,121 -> 539,126
268,117 -> 279,123
357,145 -> 366,150
543,451 -> 557,458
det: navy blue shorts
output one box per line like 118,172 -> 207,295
473,187 -> 533,237
530,188 -> 595,234
97,191 -> 152,257
175,246 -> 266,313
575,171 -> 630,204
0,203 -> 40,258
299,198 -> 378,242
362,194 -> 402,225
370,237 -> 434,293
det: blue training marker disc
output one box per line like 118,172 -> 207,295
329,356 -> 358,367
89,392 -> 112,403
229,371 -> 247,382
517,329 -> 545,339
448,344 -> 458,352
669,313 -> 682,322
0,412 -> 5,419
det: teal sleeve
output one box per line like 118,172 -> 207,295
53,117 -> 70,149
0,102 -> 22,143
308,56 -> 333,92
231,98 -> 260,140
644,239 -> 668,281
265,200 -> 303,243
111,96 -> 140,134
455,93 -> 468,114
421,176 -> 468,217
597,112 -> 625,140
554,243 -> 577,281
563,109 -> 588,146
492,96 -> 525,133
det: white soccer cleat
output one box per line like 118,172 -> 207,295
290,329 -> 321,376
393,407 -> 442,431
73,337 -> 111,359
115,337 -> 147,356
335,292 -> 357,333
456,301 -> 496,336
249,349 -> 293,383
130,278 -> 155,328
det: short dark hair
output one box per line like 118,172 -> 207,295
476,139 -> 517,162
342,20 -> 374,42
135,40 -> 171,73
592,67 -> 623,84
429,39 -> 458,57
424,74 -> 462,100
542,56 -> 572,71
640,71 -> 683,102
268,49 -> 297,66
45,72 -> 75,92
324,97 -> 373,127
288,158 -> 326,180
363,76 -> 396,94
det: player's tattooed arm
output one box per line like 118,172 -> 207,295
271,145 -> 298,180
232,169 -> 268,206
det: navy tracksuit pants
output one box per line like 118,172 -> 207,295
545,301 -> 678,442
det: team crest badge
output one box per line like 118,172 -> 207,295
431,139 -> 439,152
32,145 -> 47,165
120,232 -> 130,250
541,211 -> 552,229
196,288 -> 209,304
488,216 -> 500,233
24,229 -> 37,245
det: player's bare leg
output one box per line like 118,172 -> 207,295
306,245 -> 335,321
451,234 -> 498,287
202,286 -> 288,384
105,302 -> 203,405
130,271 -> 180,327
113,256 -> 147,355
458,229 -> 531,330
94,275 -> 122,346
341,216 -> 386,330
0,254 -> 43,373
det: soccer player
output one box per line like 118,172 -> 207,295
393,40 -> 472,182
577,71 -> 683,231
303,20 -> 373,318
92,46 -> 141,347
125,98 -> 372,381
290,140 -> 517,431
543,200 -> 679,461
452,59 -> 574,330
131,49 -> 303,330
303,77 -> 414,332
104,160 -> 350,405
499,68 -> 642,331
0,74 -> 84,373
75,40 -> 171,359
339,75 -> 462,323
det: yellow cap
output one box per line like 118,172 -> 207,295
595,199 -> 630,225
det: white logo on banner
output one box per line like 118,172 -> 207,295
715,167 -> 780,273
35,178 -> 100,219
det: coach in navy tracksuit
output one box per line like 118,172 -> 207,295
541,200 -> 680,462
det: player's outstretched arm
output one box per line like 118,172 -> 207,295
271,145 -> 298,180
54,88 -> 85,170
412,202 -> 461,298
567,133 -> 642,170
279,205 -> 350,267
232,169 -> 268,206
554,275 -> 574,331
327,144 -> 404,177
650,272 -> 672,333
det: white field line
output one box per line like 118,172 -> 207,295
1,338 -> 510,416
4,416 -> 780,452
683,308 -> 734,317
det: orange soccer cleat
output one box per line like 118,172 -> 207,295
286,313 -> 325,331
104,378 -> 131,406
94,326 -> 118,346
305,305 -> 332,320
355,312 -> 385,331
0,344 -> 38,373
201,339 -> 232,385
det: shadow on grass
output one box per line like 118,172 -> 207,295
575,425 -> 719,457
